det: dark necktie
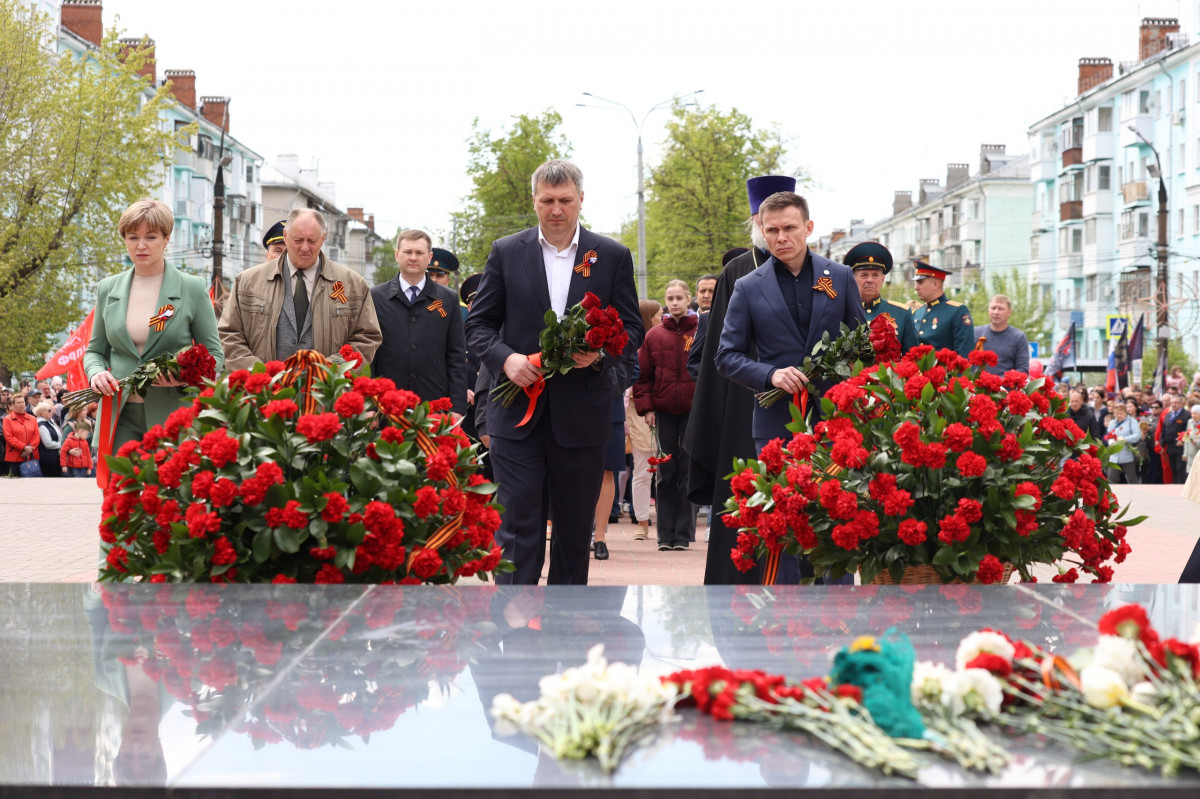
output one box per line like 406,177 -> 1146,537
409,285 -> 419,304
294,273 -> 309,325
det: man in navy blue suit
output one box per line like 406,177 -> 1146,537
716,191 -> 866,446
715,191 -> 865,583
465,160 -> 643,585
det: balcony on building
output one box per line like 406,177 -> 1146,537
1121,180 -> 1150,206
961,219 -> 984,242
1060,200 -> 1083,221
1083,190 -> 1113,217
1119,114 -> 1154,149
1060,121 -> 1084,168
1083,132 -> 1115,163
1118,267 -> 1155,314
1059,253 -> 1084,280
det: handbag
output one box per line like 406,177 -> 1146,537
18,459 -> 42,478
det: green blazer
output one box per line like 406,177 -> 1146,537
83,264 -> 225,431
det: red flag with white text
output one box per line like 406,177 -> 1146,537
34,308 -> 94,391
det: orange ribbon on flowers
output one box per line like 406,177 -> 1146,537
427,299 -> 447,317
574,250 -> 598,278
1041,654 -> 1081,690
278,349 -> 332,415
761,548 -> 781,585
812,277 -> 838,300
95,388 -> 123,489
515,353 -> 545,428
148,304 -> 175,331
330,281 -> 347,303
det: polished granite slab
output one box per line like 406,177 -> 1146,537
1,582 -> 1199,797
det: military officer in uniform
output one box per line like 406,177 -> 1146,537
263,220 -> 287,261
370,230 -> 467,415
911,261 -> 974,357
844,242 -> 917,353
427,247 -> 459,287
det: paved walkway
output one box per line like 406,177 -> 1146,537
0,479 -> 1194,584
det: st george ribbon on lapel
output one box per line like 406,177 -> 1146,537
148,304 -> 175,332
427,299 -> 447,318
574,250 -> 598,278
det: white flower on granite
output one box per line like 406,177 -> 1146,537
945,668 -> 1003,717
1080,665 -> 1129,709
1091,635 -> 1145,686
911,661 -> 954,706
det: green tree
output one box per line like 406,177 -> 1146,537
372,232 -> 399,285
0,5 -> 186,382
1140,339 -> 1198,389
450,110 -> 571,274
625,102 -> 801,300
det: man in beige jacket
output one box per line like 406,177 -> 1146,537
219,208 -> 381,370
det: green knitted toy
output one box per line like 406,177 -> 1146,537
829,632 -> 925,739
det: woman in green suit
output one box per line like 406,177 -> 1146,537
84,199 -> 224,461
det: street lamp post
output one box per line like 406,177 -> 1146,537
1127,125 -> 1170,389
212,100 -> 231,300
579,90 -> 703,296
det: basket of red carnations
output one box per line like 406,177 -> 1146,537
726,344 -> 1143,585
98,348 -> 508,584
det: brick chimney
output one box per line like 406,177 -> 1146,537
366,214 -> 375,232
1140,18 -> 1180,61
346,207 -> 364,222
200,96 -> 229,132
829,230 -> 846,247
946,163 -> 970,190
979,144 -> 1006,174
61,1 -> 103,48
893,191 -> 913,215
919,178 -> 941,205
163,69 -> 196,110
118,37 -> 156,85
1077,57 -> 1112,96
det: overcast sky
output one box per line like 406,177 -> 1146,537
101,0 -> 1194,255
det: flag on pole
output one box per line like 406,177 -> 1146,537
34,309 -> 94,391
1047,321 -> 1077,380
1110,318 -> 1131,392
1128,315 -> 1145,387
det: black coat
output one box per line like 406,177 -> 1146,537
370,278 -> 468,414
464,226 -> 643,448
683,247 -> 769,584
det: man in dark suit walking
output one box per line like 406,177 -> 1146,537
370,230 -> 467,414
715,191 -> 865,584
465,160 -> 643,585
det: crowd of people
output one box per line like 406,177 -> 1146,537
4,164 -> 1200,587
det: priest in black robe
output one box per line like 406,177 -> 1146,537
683,174 -> 796,584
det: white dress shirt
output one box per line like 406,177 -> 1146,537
399,275 -> 426,303
287,255 -> 319,298
538,224 -> 580,318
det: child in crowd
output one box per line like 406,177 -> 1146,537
62,420 -> 93,478
633,281 -> 699,551
625,300 -> 661,541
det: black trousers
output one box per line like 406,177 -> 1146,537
489,415 -> 605,585
1181,537 -> 1200,582
655,411 -> 697,547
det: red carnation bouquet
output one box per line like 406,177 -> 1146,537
491,291 -> 629,411
726,345 -> 1144,584
63,343 -> 217,413
756,316 -> 901,410
97,351 -> 508,584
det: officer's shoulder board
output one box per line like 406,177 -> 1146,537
945,300 -> 963,307
886,300 -> 910,311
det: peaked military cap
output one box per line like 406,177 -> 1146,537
262,220 -> 287,249
428,248 -> 459,275
844,242 -> 893,274
914,261 -> 952,281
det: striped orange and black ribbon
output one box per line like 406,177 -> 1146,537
574,249 -> 598,277
427,299 -> 446,318
761,548 -> 781,585
278,350 -> 330,415
330,281 -> 348,303
148,304 -> 175,332
382,407 -> 466,570
812,276 -> 838,299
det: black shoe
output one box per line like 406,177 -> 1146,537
658,544 -> 671,551
608,513 -> 620,524
594,541 -> 609,560
672,544 -> 689,551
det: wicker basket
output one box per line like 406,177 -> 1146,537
869,563 -> 1015,585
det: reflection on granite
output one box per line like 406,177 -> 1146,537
0,583 -> 1198,795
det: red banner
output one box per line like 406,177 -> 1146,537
35,309 -> 94,391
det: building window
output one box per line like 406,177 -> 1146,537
1086,275 -> 1097,302
1031,236 -> 1040,260
1194,205 -> 1199,234
1181,142 -> 1187,173
1183,79 -> 1189,109
1099,164 -> 1111,189
245,163 -> 255,183
1154,90 -> 1162,119
1085,218 -> 1097,245
1139,211 -> 1149,238
1098,106 -> 1113,132
1179,208 -> 1186,237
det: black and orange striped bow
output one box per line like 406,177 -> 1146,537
148,304 -> 175,332
330,281 -> 348,303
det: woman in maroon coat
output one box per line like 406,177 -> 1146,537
633,280 -> 700,551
